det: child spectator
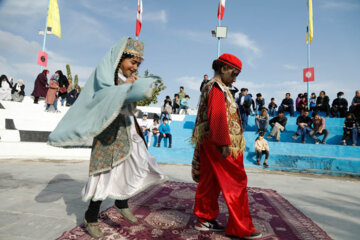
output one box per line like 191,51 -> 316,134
172,94 -> 180,114
316,91 -> 330,117
331,92 -> 348,118
310,112 -> 329,144
279,93 -> 294,117
255,131 -> 269,167
309,93 -> 317,111
148,119 -> 160,147
255,93 -> 265,115
292,109 -> 312,143
180,95 -> 190,114
157,117 -> 172,148
268,98 -> 277,117
341,113 -> 358,146
255,107 -> 269,133
268,110 -> 287,142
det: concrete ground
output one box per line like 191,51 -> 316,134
0,159 -> 359,240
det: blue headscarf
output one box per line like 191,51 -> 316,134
48,37 -> 159,147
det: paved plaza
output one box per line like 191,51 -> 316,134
0,159 -> 359,240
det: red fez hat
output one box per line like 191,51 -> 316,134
218,53 -> 242,71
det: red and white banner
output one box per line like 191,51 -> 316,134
37,50 -> 48,67
136,0 -> 143,37
303,67 -> 315,82
217,0 -> 226,20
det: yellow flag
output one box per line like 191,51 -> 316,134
47,0 -> 61,38
306,0 -> 313,44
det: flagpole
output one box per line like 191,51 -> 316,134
306,2 -> 311,108
217,2 -> 221,57
40,0 -> 50,72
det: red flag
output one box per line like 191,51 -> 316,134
217,0 -> 226,20
136,0 -> 143,37
37,50 -> 48,67
303,67 -> 315,82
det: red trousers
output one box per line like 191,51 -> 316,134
194,139 -> 256,237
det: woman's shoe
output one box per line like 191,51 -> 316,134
114,206 -> 138,223
84,219 -> 103,238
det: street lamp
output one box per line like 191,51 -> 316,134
211,26 -> 228,57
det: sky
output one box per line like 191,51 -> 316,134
0,0 -> 359,108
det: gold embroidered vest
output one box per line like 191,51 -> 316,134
191,78 -> 245,182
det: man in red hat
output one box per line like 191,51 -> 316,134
191,54 -> 262,239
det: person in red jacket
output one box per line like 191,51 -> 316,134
191,53 -> 262,239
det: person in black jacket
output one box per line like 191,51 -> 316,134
341,113 -> 358,146
268,98 -> 277,117
278,93 -> 294,117
236,88 -> 252,129
292,109 -> 313,143
199,74 -> 209,92
349,90 -> 360,117
315,91 -> 330,117
11,80 -> 25,102
267,110 -> 287,142
56,70 -> 69,106
331,91 -> 348,118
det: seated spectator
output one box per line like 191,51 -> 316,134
255,131 -> 269,167
157,117 -> 172,148
292,109 -> 312,143
0,75 -> 12,101
297,96 -> 308,112
268,98 -> 277,117
267,110 -> 287,142
148,119 -> 160,147
200,74 -> 209,92
236,88 -> 252,129
331,91 -> 348,118
139,112 -> 151,137
278,93 -> 294,117
255,107 -> 269,133
315,91 -> 330,117
66,86 -> 81,106
309,92 -> 317,111
295,93 -> 303,112
11,79 -> 25,102
255,93 -> 265,115
341,113 -> 358,146
180,95 -> 190,114
310,112 -> 329,144
349,90 -> 360,117
172,94 -> 180,114
160,95 -> 172,121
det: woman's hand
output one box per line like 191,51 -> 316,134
125,75 -> 137,84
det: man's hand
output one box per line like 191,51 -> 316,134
163,133 -> 166,137
217,145 -> 230,159
125,75 -> 138,84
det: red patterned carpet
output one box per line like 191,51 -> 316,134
56,181 -> 332,240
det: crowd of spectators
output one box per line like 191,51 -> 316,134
234,89 -> 360,146
0,70 -> 81,112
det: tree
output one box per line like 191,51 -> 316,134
74,74 -> 79,87
66,64 -> 73,81
137,70 -> 166,106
